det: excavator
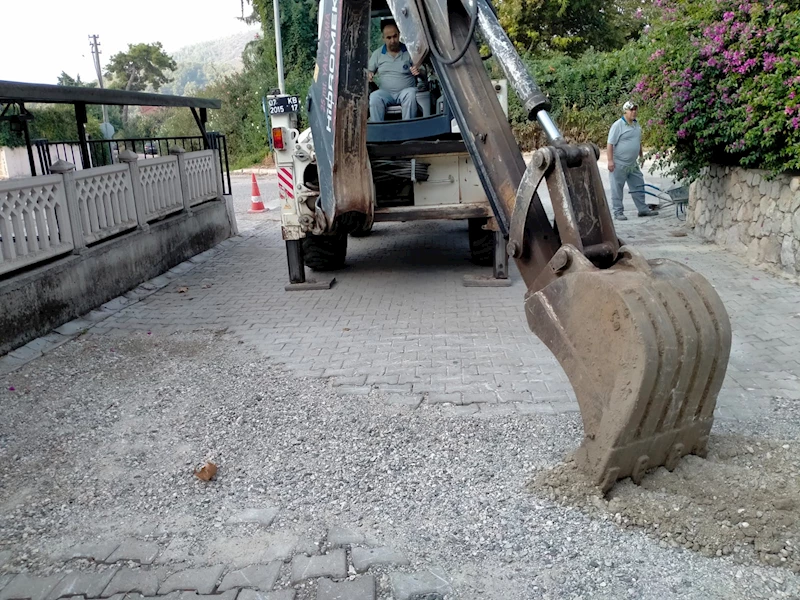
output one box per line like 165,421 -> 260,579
267,0 -> 732,491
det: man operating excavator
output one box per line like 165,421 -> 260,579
367,19 -> 425,121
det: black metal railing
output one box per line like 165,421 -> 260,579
33,133 -> 232,195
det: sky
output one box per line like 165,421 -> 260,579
1,0 -> 260,85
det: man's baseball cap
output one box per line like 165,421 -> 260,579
623,100 -> 638,111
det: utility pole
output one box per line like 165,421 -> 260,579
273,0 -> 286,94
88,34 -> 114,138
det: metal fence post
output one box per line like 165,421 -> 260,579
118,149 -> 150,231
50,159 -> 86,253
170,146 -> 193,215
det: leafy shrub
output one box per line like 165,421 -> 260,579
637,0 -> 800,179
502,45 -> 650,150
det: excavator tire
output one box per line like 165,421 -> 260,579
302,233 -> 348,271
468,218 -> 494,266
526,245 -> 731,492
350,225 -> 373,238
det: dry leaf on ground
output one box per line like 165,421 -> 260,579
194,462 -> 217,481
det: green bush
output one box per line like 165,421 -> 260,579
503,45 -> 650,150
638,0 -> 800,179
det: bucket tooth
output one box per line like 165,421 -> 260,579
525,245 -> 731,491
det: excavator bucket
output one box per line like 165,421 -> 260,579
525,244 -> 731,491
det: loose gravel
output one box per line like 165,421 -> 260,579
1,330 -> 799,599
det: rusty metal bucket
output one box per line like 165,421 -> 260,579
525,244 -> 732,491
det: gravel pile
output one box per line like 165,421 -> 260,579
1,330 -> 799,599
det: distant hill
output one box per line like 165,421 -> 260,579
159,30 -> 261,96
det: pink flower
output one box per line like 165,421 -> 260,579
723,11 -> 735,21
8,386 -> 15,391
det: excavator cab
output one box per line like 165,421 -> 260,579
270,0 -> 732,491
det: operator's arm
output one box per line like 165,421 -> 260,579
606,144 -> 615,173
367,50 -> 378,83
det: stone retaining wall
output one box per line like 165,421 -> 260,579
688,165 -> 800,275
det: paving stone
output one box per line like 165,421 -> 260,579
158,565 -> 224,594
100,569 -> 159,597
238,590 -> 295,600
176,591 -> 238,600
61,542 -> 120,562
7,344 -> 43,362
390,568 -> 452,600
326,527 -> 366,549
54,319 -> 94,336
0,576 -> 14,592
148,275 -> 173,288
0,574 -> 64,600
225,507 -> 279,527
218,562 -> 281,592
290,550 -> 347,584
351,547 -> 409,573
46,569 -> 118,600
426,393 -> 462,405
105,540 -> 159,565
317,576 -> 375,600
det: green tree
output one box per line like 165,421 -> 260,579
57,72 -> 97,87
105,42 -> 177,125
498,0 -> 646,56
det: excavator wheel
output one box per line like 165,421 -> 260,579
302,233 -> 348,271
525,245 -> 731,492
468,218 -> 494,266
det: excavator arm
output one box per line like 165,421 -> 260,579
308,0 -> 732,491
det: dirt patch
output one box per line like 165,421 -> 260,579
530,434 -> 800,573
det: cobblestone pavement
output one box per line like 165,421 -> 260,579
2,163 -> 800,599
46,165 -> 800,423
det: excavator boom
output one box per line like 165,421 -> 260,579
307,0 -> 732,490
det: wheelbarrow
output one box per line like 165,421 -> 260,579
637,184 -> 690,221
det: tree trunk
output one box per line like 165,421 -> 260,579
121,71 -> 137,127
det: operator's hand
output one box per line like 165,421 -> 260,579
410,65 -> 420,76
367,71 -> 374,82
608,160 -> 615,173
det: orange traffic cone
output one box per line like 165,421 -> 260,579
248,173 -> 266,213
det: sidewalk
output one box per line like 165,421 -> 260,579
1,163 -> 799,599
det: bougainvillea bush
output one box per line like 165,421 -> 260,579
637,0 -> 800,179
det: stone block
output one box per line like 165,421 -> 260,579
176,591 -> 238,600
782,214 -> 793,234
290,550 -> 347,583
317,576 -> 375,600
351,547 -> 409,573
218,562 -> 281,592
46,569 -> 118,600
326,527 -> 366,549
105,540 -> 159,565
0,575 -> 14,591
791,176 -> 800,192
770,180 -> 782,200
62,542 -> 120,562
238,590 -> 295,600
793,210 -> 800,237
0,575 -> 64,600
781,237 -> 796,274
779,186 -> 793,212
100,569 -> 159,596
226,507 -> 279,527
390,568 -> 452,600
158,565 -> 224,594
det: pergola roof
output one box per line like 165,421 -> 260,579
0,80 -> 221,109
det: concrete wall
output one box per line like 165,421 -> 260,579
0,199 -> 233,355
689,165 -> 800,275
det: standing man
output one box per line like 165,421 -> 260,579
368,19 -> 423,121
607,100 -> 658,220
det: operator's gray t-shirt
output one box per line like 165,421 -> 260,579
607,117 -> 642,166
368,43 -> 417,95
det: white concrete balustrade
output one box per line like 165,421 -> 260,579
0,149 -> 222,277
0,175 -> 74,275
